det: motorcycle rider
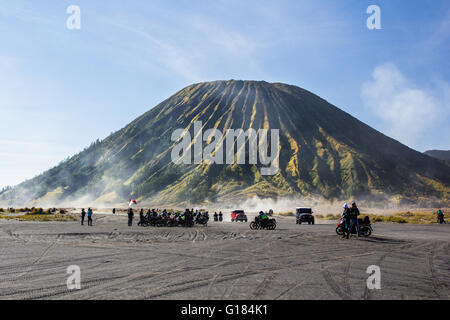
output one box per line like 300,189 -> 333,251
259,211 -> 269,228
349,202 -> 360,237
342,203 -> 351,239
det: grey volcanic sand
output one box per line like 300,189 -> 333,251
0,214 -> 449,300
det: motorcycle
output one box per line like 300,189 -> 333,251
155,216 -> 169,227
250,216 -> 277,230
336,216 -> 372,237
195,215 -> 209,227
437,214 -> 446,224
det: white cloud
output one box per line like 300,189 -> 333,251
361,63 -> 449,150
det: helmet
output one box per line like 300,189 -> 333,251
343,203 -> 349,209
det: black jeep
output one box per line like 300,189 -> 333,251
296,208 -> 315,225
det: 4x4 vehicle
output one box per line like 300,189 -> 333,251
231,210 -> 248,222
296,208 -> 315,225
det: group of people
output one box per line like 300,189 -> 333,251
81,205 -> 445,229
213,212 -> 224,222
125,208 -> 211,227
80,208 -> 93,226
340,202 -> 361,239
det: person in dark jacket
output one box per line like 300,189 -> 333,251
259,211 -> 269,227
342,203 -> 351,239
87,208 -> 93,226
138,209 -> 144,226
81,208 -> 86,225
349,202 -> 360,237
437,209 -> 445,224
218,211 -> 223,222
128,208 -> 134,226
184,209 -> 193,227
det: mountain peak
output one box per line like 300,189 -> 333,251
1,81 -> 449,207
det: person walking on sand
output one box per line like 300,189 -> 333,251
128,207 -> 134,227
81,208 -> 86,225
87,208 -> 93,226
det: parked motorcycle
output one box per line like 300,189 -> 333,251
336,216 -> 372,237
195,215 -> 209,227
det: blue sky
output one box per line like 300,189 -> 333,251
0,0 -> 449,188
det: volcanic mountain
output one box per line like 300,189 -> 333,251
1,80 -> 449,207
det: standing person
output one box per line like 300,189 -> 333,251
349,202 -> 360,237
437,209 -> 445,224
138,209 -> 144,226
128,207 -> 134,227
81,208 -> 86,226
218,211 -> 223,222
342,203 -> 351,239
185,209 -> 193,227
112,208 -> 116,214
214,212 -> 218,222
87,208 -> 93,226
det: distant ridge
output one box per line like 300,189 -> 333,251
424,150 -> 450,162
